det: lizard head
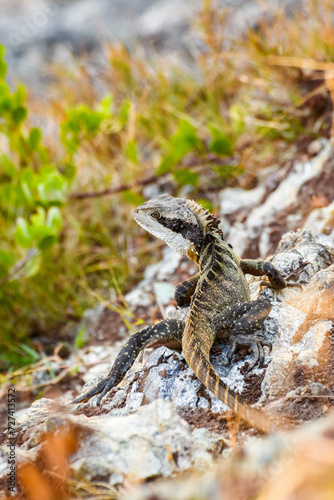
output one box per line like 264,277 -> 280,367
134,194 -> 221,263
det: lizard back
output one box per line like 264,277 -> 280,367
134,195 -> 277,432
182,230 -> 273,432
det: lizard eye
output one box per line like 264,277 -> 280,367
150,211 -> 161,219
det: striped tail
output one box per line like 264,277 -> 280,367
183,334 -> 277,433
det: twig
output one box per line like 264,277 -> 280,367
0,248 -> 39,288
70,174 -> 158,200
70,155 -> 234,200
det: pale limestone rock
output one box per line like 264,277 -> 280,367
70,399 -> 226,485
261,264 -> 334,402
223,140 -> 333,257
304,200 -> 334,239
120,413 -> 334,500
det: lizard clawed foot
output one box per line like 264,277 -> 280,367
259,276 -> 302,290
283,269 -> 307,289
260,261 -> 308,290
71,373 -> 118,406
227,334 -> 272,372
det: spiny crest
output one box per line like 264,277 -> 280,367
186,199 -> 222,233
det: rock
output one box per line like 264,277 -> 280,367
124,245 -> 191,312
153,282 -> 176,305
219,184 -> 266,217
71,399 -> 226,484
256,233 -> 334,418
0,398 -> 227,487
304,200 -> 334,239
222,140 -> 334,258
119,412 -> 334,500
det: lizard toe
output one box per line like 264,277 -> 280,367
228,334 -> 271,371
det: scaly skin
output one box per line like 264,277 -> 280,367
72,195 -> 300,432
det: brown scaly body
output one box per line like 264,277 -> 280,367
72,195 -> 300,432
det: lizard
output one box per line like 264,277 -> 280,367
72,194 -> 300,432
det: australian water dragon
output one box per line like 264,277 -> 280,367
72,195 -> 300,432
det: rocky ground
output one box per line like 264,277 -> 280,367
0,138 -> 333,498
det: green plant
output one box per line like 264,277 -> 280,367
0,46 -> 75,367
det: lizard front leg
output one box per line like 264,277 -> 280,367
174,274 -> 200,307
72,319 -> 184,406
240,259 -> 301,290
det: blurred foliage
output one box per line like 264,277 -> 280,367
0,0 -> 333,370
0,45 -> 71,367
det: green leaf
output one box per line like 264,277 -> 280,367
1,184 -> 25,214
155,154 -> 175,176
119,100 -> 131,123
172,119 -> 200,161
173,168 -> 198,186
22,252 -> 42,278
74,326 -> 87,349
60,98 -> 113,156
37,235 -> 58,250
208,125 -> 233,156
0,249 -> 16,267
31,225 -> 53,241
1,97 -> 13,113
84,111 -> 103,133
196,198 -> 213,212
125,140 -> 139,164
209,137 -> 233,156
14,85 -> 26,106
0,45 -> 7,79
97,94 -> 113,116
21,167 -> 34,185
19,343 -> 40,362
122,190 -> 145,206
0,155 -> 15,178
37,169 -> 68,205
30,207 -> 46,227
14,217 -> 33,248
46,206 -> 62,232
29,128 -> 42,150
61,162 -> 76,181
0,250 -> 16,278
20,182 -> 34,204
12,106 -> 27,124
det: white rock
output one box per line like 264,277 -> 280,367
70,399 -> 225,485
304,200 -> 334,239
223,141 -> 333,257
219,184 -> 266,215
125,247 -> 182,309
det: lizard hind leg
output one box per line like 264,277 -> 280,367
214,297 -> 272,372
71,319 -> 184,406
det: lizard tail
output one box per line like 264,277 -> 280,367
183,335 -> 277,433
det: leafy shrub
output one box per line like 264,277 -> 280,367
0,46 -> 73,367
